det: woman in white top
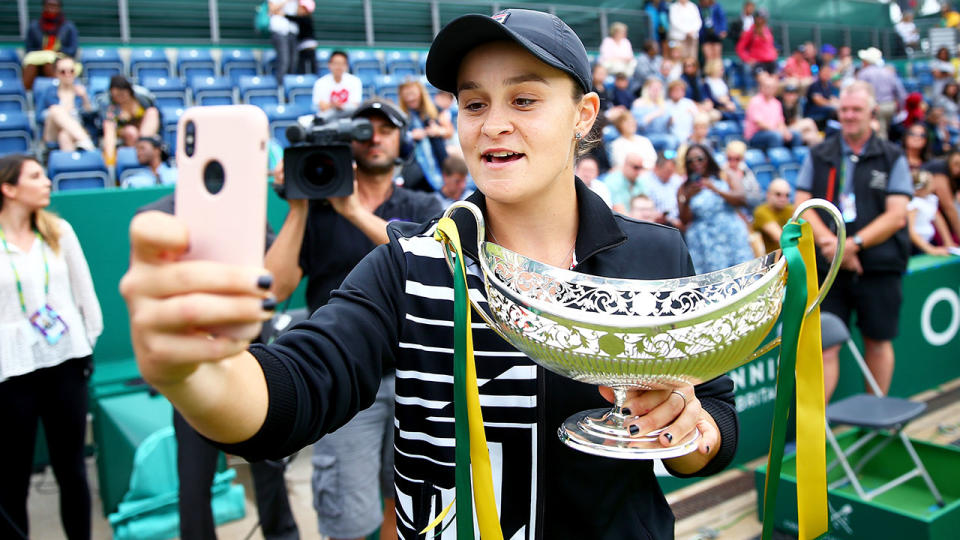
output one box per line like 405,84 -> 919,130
268,0 -> 299,78
669,0 -> 702,60
608,108 -> 657,170
598,21 -> 637,77
0,154 -> 102,540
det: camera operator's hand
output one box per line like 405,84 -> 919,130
328,180 -> 364,219
327,179 -> 392,246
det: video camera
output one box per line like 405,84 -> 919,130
282,115 -> 373,199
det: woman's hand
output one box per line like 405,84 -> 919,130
120,211 -> 275,389
410,127 -> 427,141
599,385 -> 719,455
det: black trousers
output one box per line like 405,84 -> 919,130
0,357 -> 92,540
173,411 -> 299,540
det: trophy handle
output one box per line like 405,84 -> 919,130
439,201 -> 514,342
788,198 -> 845,315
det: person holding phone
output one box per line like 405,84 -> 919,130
121,10 -> 738,538
0,154 -> 102,540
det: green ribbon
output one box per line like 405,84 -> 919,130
451,249 -> 475,539
761,221 -> 809,540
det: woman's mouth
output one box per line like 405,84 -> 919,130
482,151 -> 524,164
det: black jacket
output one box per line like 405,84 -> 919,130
217,180 -> 739,539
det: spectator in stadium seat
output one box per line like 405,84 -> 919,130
902,123 -> 931,173
782,46 -> 814,91
665,79 -> 699,142
289,0 -> 317,74
678,143 -> 754,273
931,47 -> 956,98
680,58 -> 717,114
733,1 -> 756,40
0,154 -> 102,540
604,151 -> 648,212
744,74 -> 799,150
702,59 -> 740,119
942,2 -> 960,28
268,0 -> 299,79
679,112 -> 716,154
752,178 -> 795,254
398,79 -> 453,192
632,40 -> 663,92
856,47 -> 905,140
101,75 -> 160,165
38,56 -> 96,152
669,0 -> 702,60
608,108 -> 657,170
908,169 -> 957,255
629,194 -> 665,223
895,11 -> 920,55
934,81 -> 960,129
592,63 -> 613,114
795,80 -> 914,402
805,64 -> 840,130
575,155 -> 613,208
817,44 -> 838,70
22,0 -> 78,90
699,0 -> 727,63
638,149 -> 684,228
835,45 -> 855,83
632,78 -> 670,135
722,140 -> 764,209
311,50 -> 363,113
598,21 -> 636,78
922,148 -> 960,240
123,135 -> 177,188
925,106 -> 953,157
610,72 -> 636,109
735,8 -> 777,78
644,0 -> 671,56
781,81 -> 821,146
433,155 -> 472,208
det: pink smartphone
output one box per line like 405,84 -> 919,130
175,105 -> 269,266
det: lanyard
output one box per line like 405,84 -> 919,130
0,227 -> 49,316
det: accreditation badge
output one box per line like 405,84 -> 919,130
29,304 -> 69,345
839,193 -> 857,223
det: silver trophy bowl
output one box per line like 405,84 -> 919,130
440,199 -> 844,459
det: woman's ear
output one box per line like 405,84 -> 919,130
576,91 -> 601,138
0,182 -> 16,200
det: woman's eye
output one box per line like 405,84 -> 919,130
463,102 -> 485,112
514,97 -> 536,107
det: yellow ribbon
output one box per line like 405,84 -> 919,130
795,222 -> 828,539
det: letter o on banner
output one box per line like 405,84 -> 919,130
921,288 -> 960,347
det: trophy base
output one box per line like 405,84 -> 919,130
558,407 -> 701,460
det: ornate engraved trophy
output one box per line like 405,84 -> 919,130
440,199 -> 844,459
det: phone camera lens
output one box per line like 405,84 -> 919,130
185,120 -> 196,157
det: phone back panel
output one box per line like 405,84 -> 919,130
174,105 -> 268,266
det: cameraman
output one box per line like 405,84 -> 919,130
266,99 -> 441,540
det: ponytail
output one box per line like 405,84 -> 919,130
33,209 -> 61,254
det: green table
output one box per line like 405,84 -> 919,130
93,390 -> 172,516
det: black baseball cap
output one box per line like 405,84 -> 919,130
353,98 -> 408,130
426,9 -> 592,95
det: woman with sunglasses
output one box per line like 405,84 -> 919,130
37,56 -> 96,152
902,123 -> 932,172
120,10 -> 739,538
678,143 -> 754,273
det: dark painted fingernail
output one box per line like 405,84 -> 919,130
257,275 -> 273,290
706,445 -> 711,453
621,408 -> 632,416
664,432 -> 673,443
262,297 -> 277,311
629,425 -> 640,436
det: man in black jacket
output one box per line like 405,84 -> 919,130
794,81 -> 913,402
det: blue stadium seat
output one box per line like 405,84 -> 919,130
190,76 -> 234,106
261,104 -> 310,147
315,49 -> 331,77
116,146 -> 150,183
709,120 -> 742,146
130,48 -> 171,81
418,55 -> 428,77
0,112 -> 33,155
0,78 -> 26,112
221,48 -> 258,84
47,150 -> 110,190
385,51 -> 419,78
779,163 -> 801,187
283,74 -> 317,109
177,48 -> 216,80
0,48 -> 21,81
374,74 -> 401,103
752,164 -> 778,192
80,47 -> 124,80
743,148 -> 767,169
349,50 -> 384,79
766,146 -> 796,168
791,145 -> 810,163
261,49 -> 276,78
902,77 -> 921,95
142,76 -> 188,109
647,133 -> 679,153
161,107 -> 185,151
88,76 -> 111,103
238,75 -> 280,108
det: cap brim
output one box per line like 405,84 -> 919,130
426,14 -> 584,94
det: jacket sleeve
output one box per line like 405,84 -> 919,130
60,22 -> 79,57
25,23 -> 41,52
210,235 -> 408,461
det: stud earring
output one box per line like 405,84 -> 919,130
575,132 -> 582,140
